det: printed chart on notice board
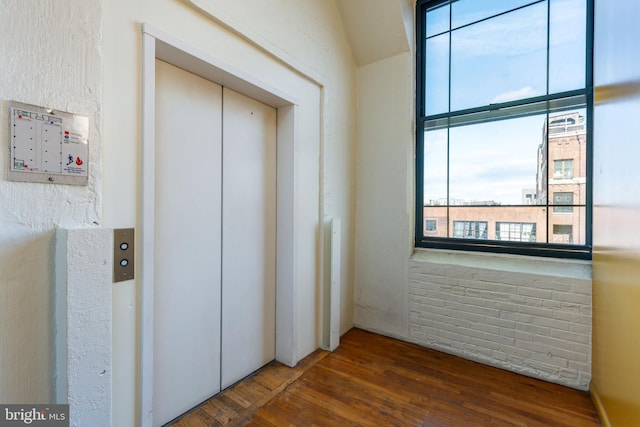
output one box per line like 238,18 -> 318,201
8,101 -> 89,185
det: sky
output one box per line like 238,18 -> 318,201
424,113 -> 546,204
422,0 -> 587,204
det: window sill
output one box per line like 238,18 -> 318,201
410,247 -> 592,280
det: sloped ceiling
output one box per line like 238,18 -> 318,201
336,0 -> 413,66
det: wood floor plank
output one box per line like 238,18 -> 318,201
168,408 -> 217,427
224,381 -> 269,409
291,375 -> 414,426
245,394 -> 359,427
168,328 -> 601,427
199,394 -> 243,424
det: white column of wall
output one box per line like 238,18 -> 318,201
55,229 -> 112,427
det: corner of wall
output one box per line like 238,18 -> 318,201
590,382 -> 612,427
55,228 -> 113,426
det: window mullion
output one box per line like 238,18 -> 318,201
446,1 -> 452,239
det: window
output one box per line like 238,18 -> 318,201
553,224 -> 573,243
425,219 -> 437,232
453,221 -> 488,239
496,222 -> 537,242
416,0 -> 593,259
554,159 -> 574,179
553,191 -> 574,213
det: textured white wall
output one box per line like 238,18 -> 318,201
409,251 -> 592,390
56,229 -> 112,427
354,52 -> 414,337
0,0 -> 102,404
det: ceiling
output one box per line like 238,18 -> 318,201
335,0 -> 413,66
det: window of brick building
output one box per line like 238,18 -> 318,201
553,224 -> 574,243
554,159 -> 574,179
496,222 -> 537,242
553,192 -> 574,213
453,221 -> 488,239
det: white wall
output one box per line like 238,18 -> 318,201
354,52 -> 414,336
0,0 -> 356,425
0,0 -> 102,404
56,229 -> 113,427
101,1 -> 357,425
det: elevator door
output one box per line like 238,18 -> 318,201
153,60 -> 276,426
221,87 -> 277,389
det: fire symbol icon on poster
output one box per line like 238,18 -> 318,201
75,157 -> 83,166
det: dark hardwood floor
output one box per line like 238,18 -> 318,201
169,328 -> 601,426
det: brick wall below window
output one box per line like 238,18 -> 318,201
409,251 -> 591,391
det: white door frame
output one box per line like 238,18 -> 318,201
140,24 -> 298,427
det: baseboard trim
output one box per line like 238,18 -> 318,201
590,382 -> 611,427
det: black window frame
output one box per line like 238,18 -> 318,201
415,0 -> 594,260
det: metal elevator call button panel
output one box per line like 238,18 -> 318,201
113,228 -> 134,282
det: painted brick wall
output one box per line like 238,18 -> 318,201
409,251 -> 592,390
0,0 -> 102,404
56,229 -> 112,427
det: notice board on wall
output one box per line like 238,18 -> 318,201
8,101 -> 89,185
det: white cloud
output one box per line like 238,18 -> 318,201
490,86 -> 538,104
